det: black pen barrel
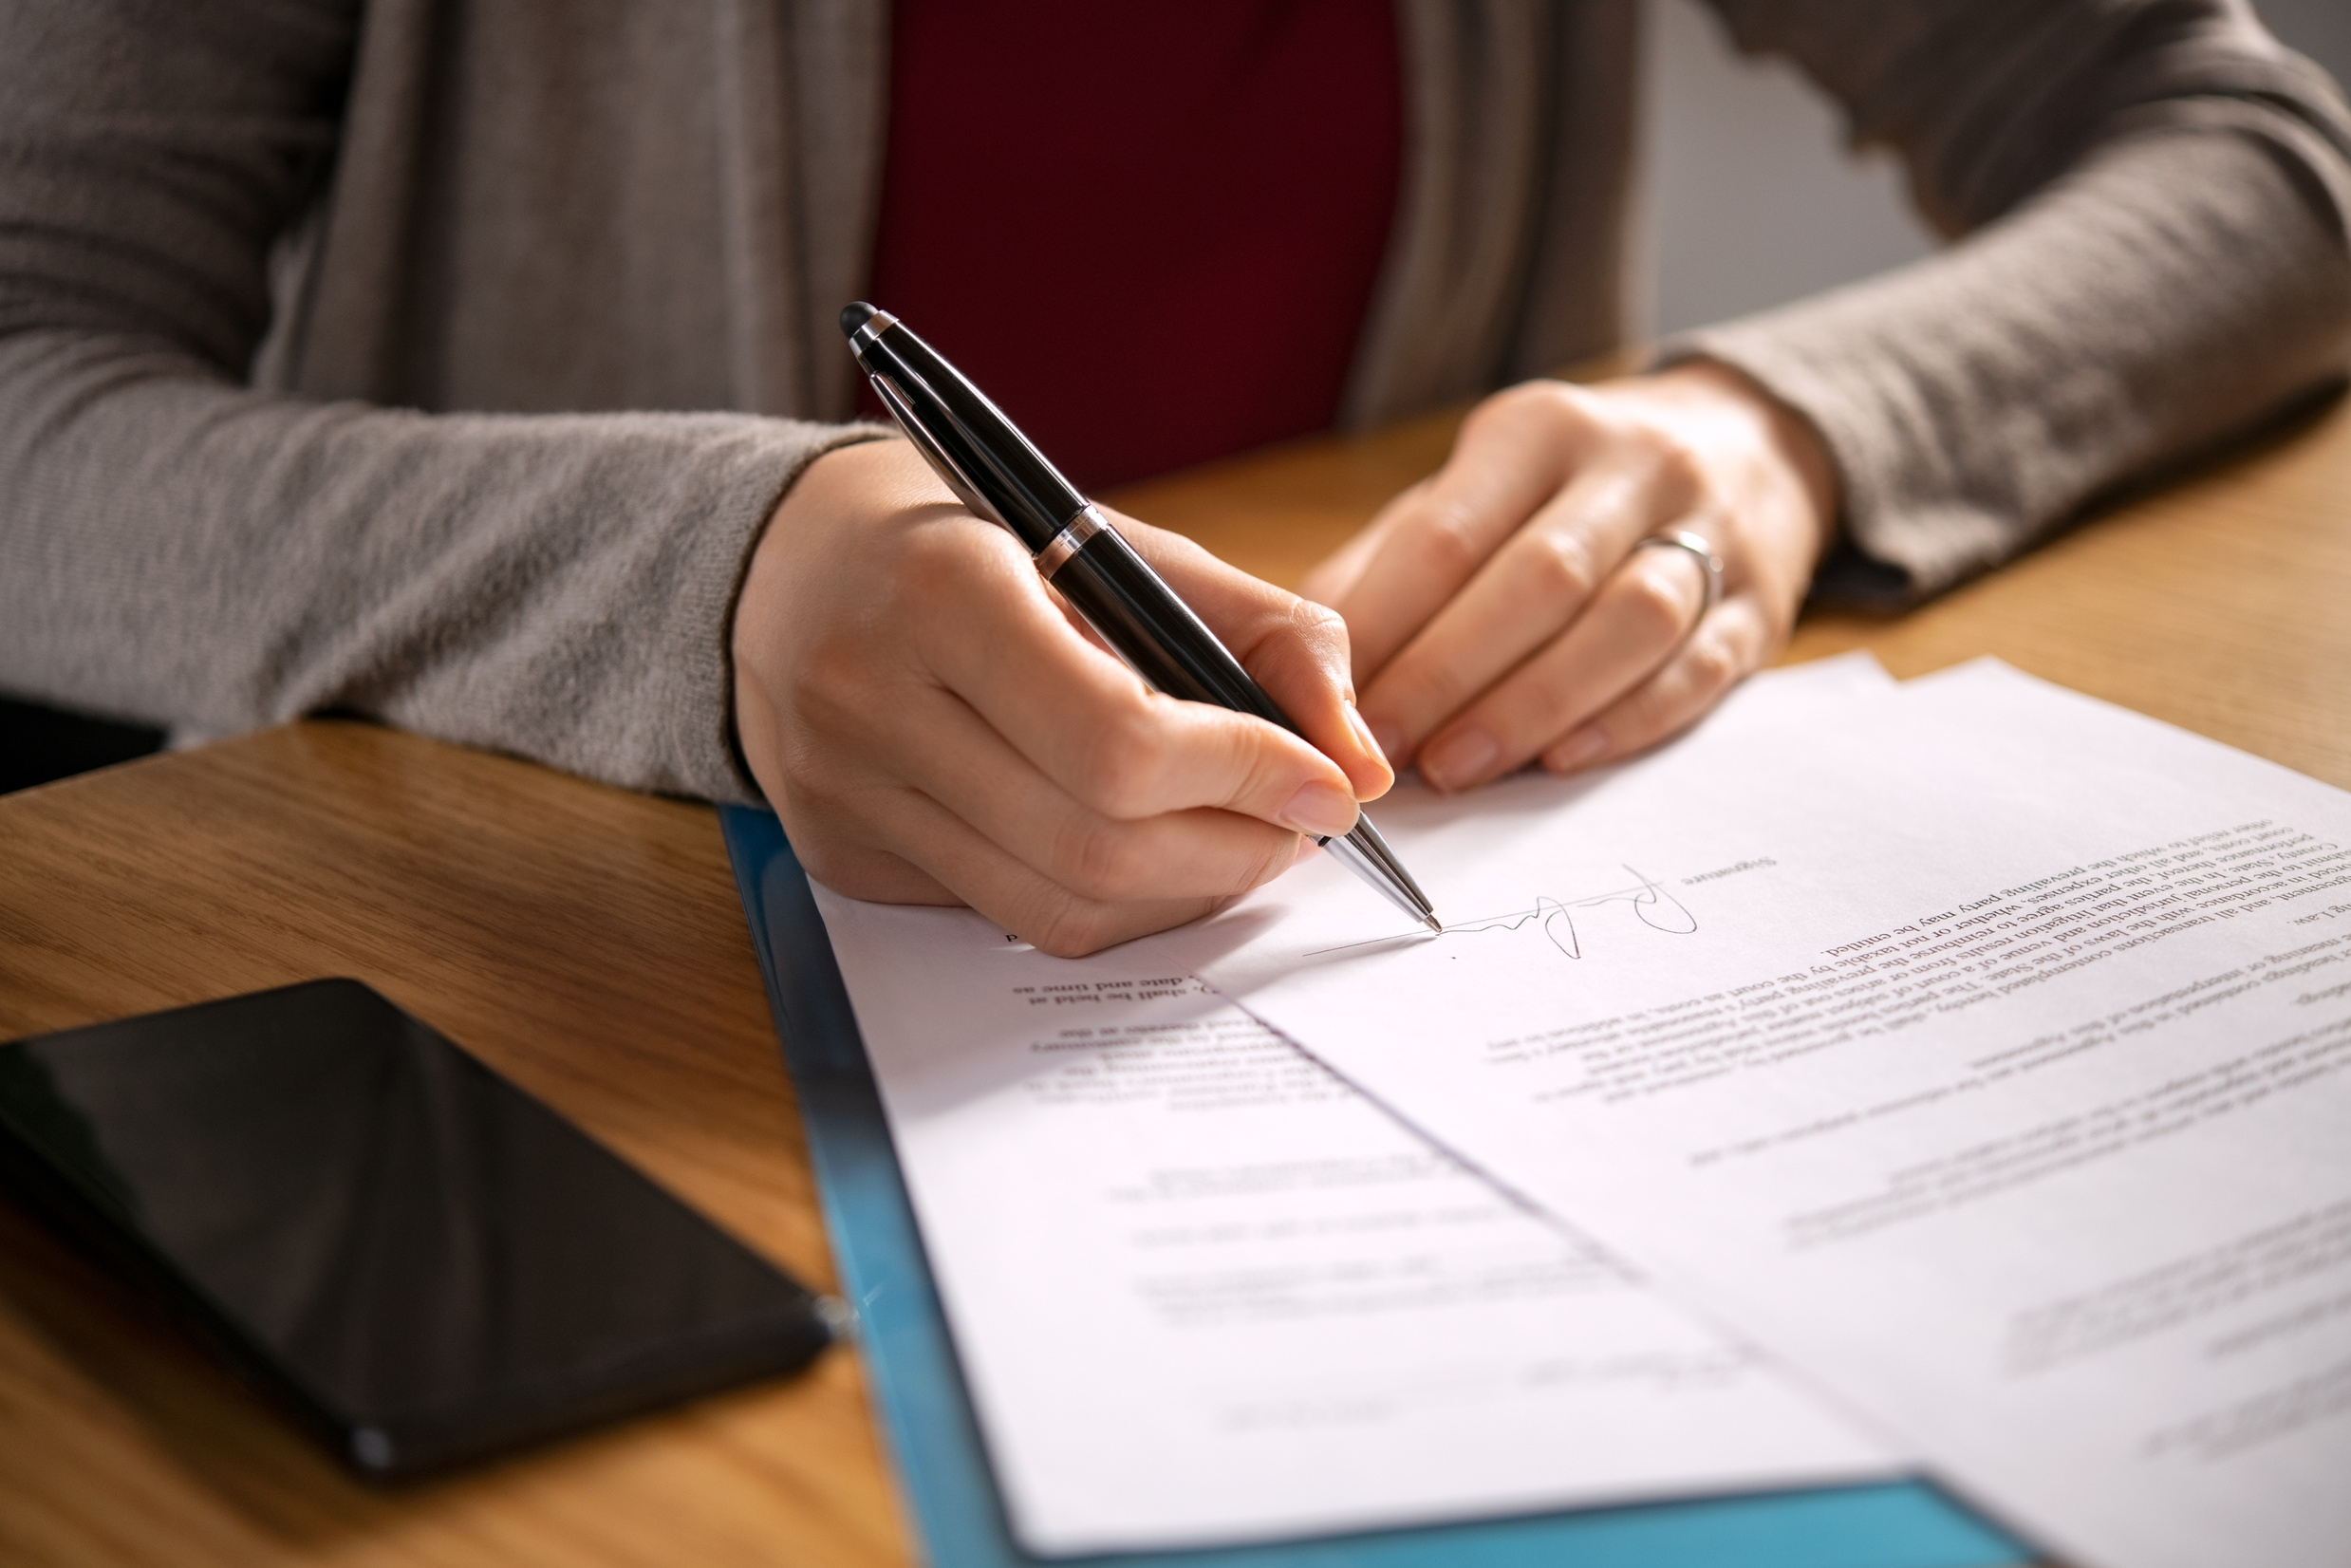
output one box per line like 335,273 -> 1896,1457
850,307 -> 1302,736
1048,530 -> 1297,736
850,312 -> 1083,554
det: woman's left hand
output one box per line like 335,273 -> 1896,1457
1301,360 -> 1838,793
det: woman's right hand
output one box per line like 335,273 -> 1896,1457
730,439 -> 1393,957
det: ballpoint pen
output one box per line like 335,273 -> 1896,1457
839,302 -> 1441,934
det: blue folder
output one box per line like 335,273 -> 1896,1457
720,805 -> 2032,1568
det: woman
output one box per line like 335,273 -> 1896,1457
2,0 -> 2345,953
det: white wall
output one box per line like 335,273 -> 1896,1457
1638,0 -> 2351,339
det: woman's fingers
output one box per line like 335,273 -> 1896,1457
1299,362 -> 1837,793
768,629 -> 1285,952
1112,512 -> 1394,803
866,676 -> 1308,904
1539,592 -> 1773,775
807,760 -> 1227,957
1297,486 -> 1411,608
1353,457 -> 1694,764
1322,384 -> 1598,684
902,523 -> 1372,839
1414,536 -> 1718,792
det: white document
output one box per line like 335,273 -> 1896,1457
813,657 -> 1903,1555
1150,662 -> 2351,1568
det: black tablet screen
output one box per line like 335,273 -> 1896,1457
0,979 -> 830,1475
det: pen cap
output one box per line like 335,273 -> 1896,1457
839,303 -> 1087,553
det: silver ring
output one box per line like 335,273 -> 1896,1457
1634,530 -> 1723,617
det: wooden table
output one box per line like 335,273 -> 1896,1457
2,391 -> 2345,1567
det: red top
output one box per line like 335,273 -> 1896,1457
864,0 -> 1404,492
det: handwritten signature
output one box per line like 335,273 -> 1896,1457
1308,866 -> 1697,960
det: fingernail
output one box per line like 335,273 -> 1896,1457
1546,725 -> 1609,773
1421,728 -> 1499,793
1279,779 -> 1361,839
1343,701 -> 1390,766
1370,719 -> 1408,765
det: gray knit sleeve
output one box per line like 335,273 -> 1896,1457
0,0 -> 881,801
1665,0 -> 2351,605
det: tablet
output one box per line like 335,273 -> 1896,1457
0,978 -> 833,1477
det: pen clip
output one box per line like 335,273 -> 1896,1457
869,371 -> 1011,533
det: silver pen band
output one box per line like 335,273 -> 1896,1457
1035,505 -> 1110,580
848,308 -> 897,355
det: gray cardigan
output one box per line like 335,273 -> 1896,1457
2,0 -> 2346,801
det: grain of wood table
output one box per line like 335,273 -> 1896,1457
1,389 -> 2343,1566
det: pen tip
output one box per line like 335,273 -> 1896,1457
839,301 -> 878,339
1424,915 -> 1444,935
